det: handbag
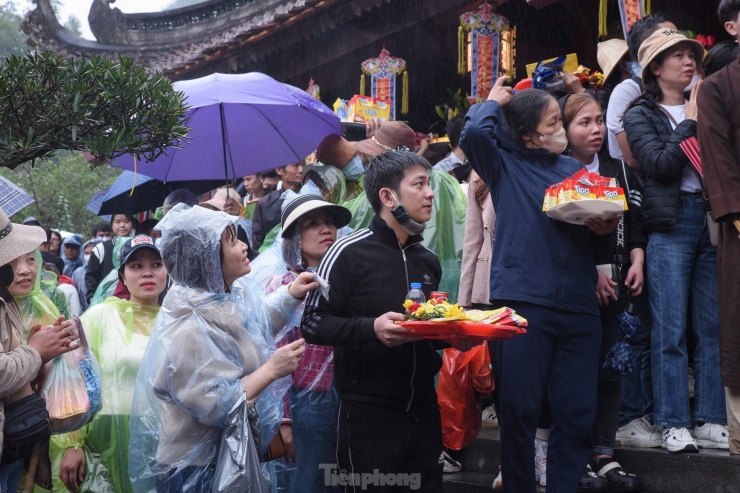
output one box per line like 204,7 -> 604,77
247,403 -> 289,462
212,393 -> 266,493
1,393 -> 51,466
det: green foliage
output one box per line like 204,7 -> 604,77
0,52 -> 190,169
434,88 -> 473,122
0,151 -> 121,234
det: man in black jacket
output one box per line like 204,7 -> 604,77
302,151 -> 444,492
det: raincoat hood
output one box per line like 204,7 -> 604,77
14,250 -> 62,335
156,203 -> 239,294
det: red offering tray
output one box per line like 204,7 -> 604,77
397,321 -> 527,340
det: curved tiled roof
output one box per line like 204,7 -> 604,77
22,0 -> 332,78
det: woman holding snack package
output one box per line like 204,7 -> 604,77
562,92 -> 646,489
460,77 -> 617,493
49,235 -> 165,493
265,194 -> 352,492
624,28 -> 728,452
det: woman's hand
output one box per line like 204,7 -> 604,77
267,338 -> 305,379
60,447 -> 86,492
366,118 -> 381,139
585,215 -> 621,235
288,272 -> 319,300
596,270 -> 618,307
27,318 -> 76,363
685,81 -> 701,121
623,262 -> 644,296
487,76 -> 513,106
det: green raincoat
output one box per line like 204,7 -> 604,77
47,297 -> 159,493
14,251 -> 65,338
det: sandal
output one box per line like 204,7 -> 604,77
577,465 -> 609,492
596,461 -> 641,492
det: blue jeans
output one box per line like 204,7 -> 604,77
0,459 -> 24,493
291,386 -> 340,493
648,194 -> 726,427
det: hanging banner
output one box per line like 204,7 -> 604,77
617,0 -> 645,37
459,3 -> 510,101
361,48 -> 408,119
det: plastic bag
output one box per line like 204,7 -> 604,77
437,342 -> 494,450
212,393 -> 268,493
40,316 -> 103,434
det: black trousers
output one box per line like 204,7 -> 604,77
495,301 -> 601,493
335,399 -> 443,492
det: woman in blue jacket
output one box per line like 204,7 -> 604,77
460,77 -> 615,493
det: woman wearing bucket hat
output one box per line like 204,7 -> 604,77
265,194 -> 351,492
0,210 -> 75,493
624,28 -> 728,453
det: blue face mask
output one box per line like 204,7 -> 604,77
342,154 -> 365,182
627,62 -> 642,78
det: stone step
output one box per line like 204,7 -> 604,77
443,423 -> 740,493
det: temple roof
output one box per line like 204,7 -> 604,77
22,0 -> 335,79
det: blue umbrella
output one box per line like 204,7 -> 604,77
603,300 -> 640,375
89,171 -> 222,216
110,72 -> 341,181
86,189 -> 111,221
0,175 -> 35,217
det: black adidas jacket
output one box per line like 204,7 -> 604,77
301,215 -> 443,414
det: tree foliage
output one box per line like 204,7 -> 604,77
0,52 -> 190,169
0,151 -> 121,234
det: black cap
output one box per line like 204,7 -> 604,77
120,235 -> 160,266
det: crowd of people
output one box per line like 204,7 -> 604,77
1,1 -> 739,492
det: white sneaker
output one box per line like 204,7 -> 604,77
692,423 -> 730,450
534,438 -> 547,487
482,404 -> 498,423
441,450 -> 462,473
616,416 -> 662,448
662,427 -> 699,453
492,468 -> 502,490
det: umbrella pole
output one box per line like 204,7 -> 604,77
219,103 -> 230,188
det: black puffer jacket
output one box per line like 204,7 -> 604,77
623,94 -> 697,233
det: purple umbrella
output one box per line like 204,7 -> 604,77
110,72 -> 341,181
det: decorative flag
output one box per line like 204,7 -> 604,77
360,48 -> 408,119
458,3 -> 511,101
618,0 -> 645,37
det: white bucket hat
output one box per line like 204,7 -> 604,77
0,208 -> 47,267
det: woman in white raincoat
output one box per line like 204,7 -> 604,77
128,204 -> 316,493
49,235 -> 166,493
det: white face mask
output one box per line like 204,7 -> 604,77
84,254 -> 91,264
538,127 -> 568,154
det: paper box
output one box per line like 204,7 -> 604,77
346,95 -> 391,123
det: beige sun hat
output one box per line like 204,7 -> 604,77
638,29 -> 705,79
0,208 -> 47,267
597,39 -> 629,82
199,187 -> 242,211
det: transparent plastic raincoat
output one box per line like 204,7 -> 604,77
14,250 -> 65,338
40,269 -> 71,319
129,204 -> 301,493
46,297 -> 160,493
341,169 -> 467,302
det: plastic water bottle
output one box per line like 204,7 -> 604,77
406,282 -> 425,303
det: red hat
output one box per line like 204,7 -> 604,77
514,78 -> 533,91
